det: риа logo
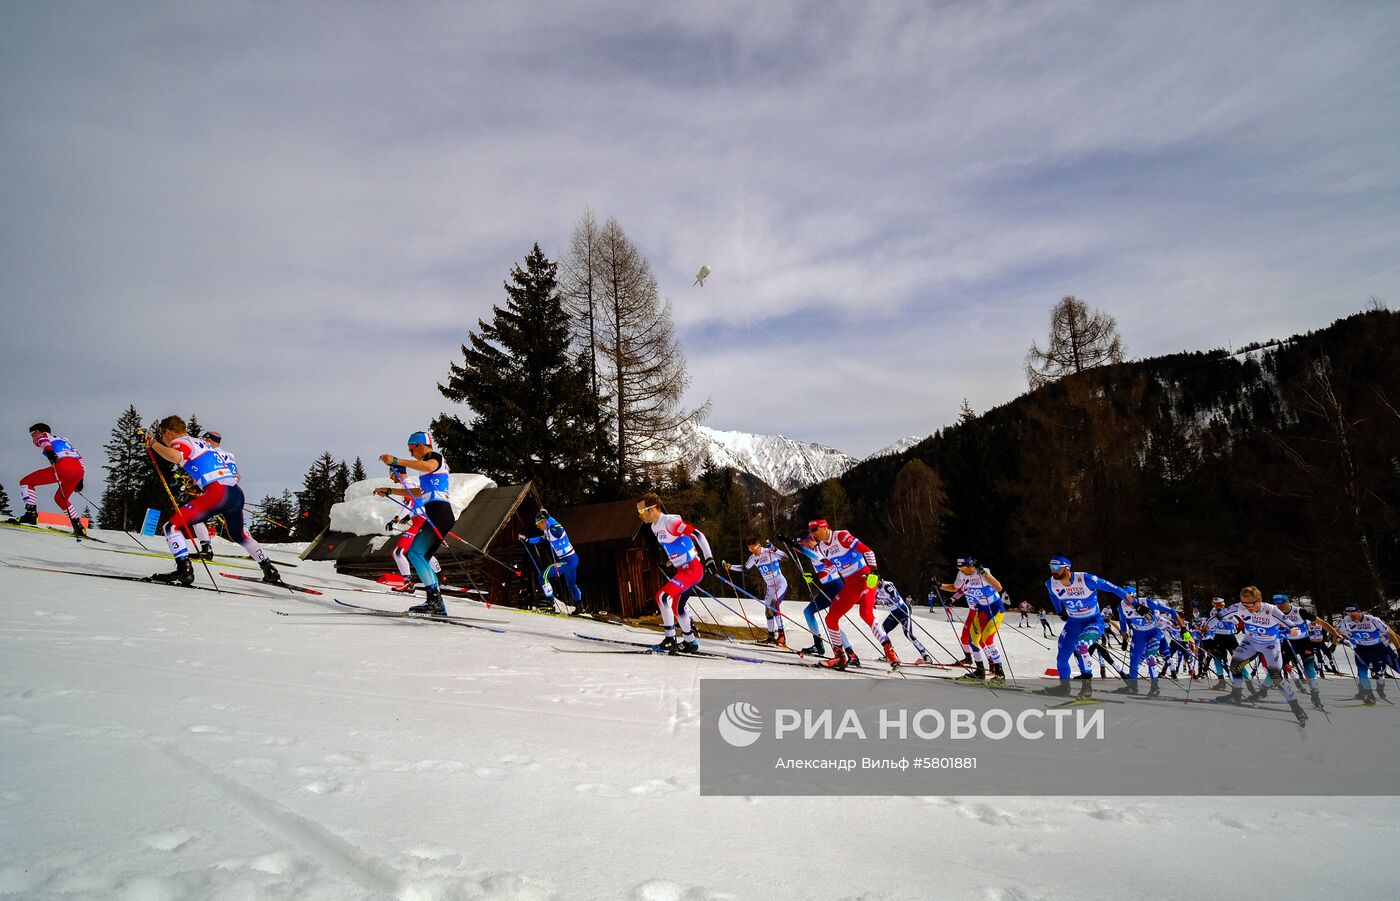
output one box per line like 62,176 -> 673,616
717,701 -> 763,748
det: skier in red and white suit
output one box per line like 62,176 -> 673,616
637,492 -> 715,655
13,423 -> 87,537
808,518 -> 887,670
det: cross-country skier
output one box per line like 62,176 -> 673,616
1018,599 -> 1031,628
1038,607 -> 1055,637
790,533 -> 857,664
941,556 -> 1007,682
145,416 -> 281,587
186,430 -> 235,559
375,431 -> 453,616
384,462 -> 441,594
1274,596 -> 1326,709
1114,595 -> 1181,696
1308,617 -> 1338,675
637,493 -> 715,655
521,508 -> 582,614
808,518 -> 886,671
1212,586 -> 1309,725
1042,555 -> 1136,697
876,580 -> 935,665
10,423 -> 87,538
725,537 -> 789,647
1330,605 -> 1400,705
1200,597 -> 1239,689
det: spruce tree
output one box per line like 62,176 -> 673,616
251,489 -> 297,543
294,452 -> 340,540
350,457 -> 367,483
99,405 -> 167,531
436,243 -> 614,504
0,481 -> 11,518
186,414 -> 203,438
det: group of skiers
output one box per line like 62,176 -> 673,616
9,424 -> 1398,731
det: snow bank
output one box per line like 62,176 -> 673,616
327,473 -> 496,536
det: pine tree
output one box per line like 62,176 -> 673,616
0,481 -> 11,518
294,452 -> 341,541
350,457 -> 367,483
436,243 -> 615,504
186,414 -> 203,438
99,405 -> 167,531
958,399 -> 976,425
251,489 -> 297,543
333,461 -> 350,504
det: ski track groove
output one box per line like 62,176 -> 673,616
156,740 -> 405,899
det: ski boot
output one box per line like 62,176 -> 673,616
259,559 -> 283,585
1147,680 -> 1161,699
1073,672 -> 1094,681
823,647 -> 849,671
1209,678 -> 1227,691
799,638 -> 826,657
199,540 -> 214,561
920,652 -> 936,666
1041,679 -> 1073,697
1247,686 -> 1270,702
652,635 -> 680,655
407,586 -> 446,616
1378,681 -> 1389,701
1212,686 -> 1245,705
882,641 -> 901,667
846,651 -> 862,668
956,662 -> 987,682
960,651 -> 974,667
1310,689 -> 1325,711
1361,689 -> 1377,706
150,557 -> 195,587
1076,678 -> 1095,699
1113,679 -> 1140,695
390,579 -> 417,595
11,505 -> 38,526
70,517 -> 87,539
774,632 -> 788,650
677,632 -> 701,654
987,662 -> 1007,685
755,633 -> 778,646
1288,699 -> 1308,726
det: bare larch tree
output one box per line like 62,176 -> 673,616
1025,295 -> 1125,388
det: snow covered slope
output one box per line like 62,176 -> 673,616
686,425 -> 855,494
2,525 -> 1397,900
861,434 -> 930,462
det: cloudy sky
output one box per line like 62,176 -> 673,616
3,1 -> 1397,506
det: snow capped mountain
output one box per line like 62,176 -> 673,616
684,424 -> 856,494
861,434 -> 930,462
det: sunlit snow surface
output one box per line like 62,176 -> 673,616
1,526 -> 1397,900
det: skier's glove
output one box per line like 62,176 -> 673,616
385,519 -> 397,533
865,571 -> 880,589
1058,611 -> 1069,622
802,571 -> 814,585
43,449 -> 57,464
1135,603 -> 1151,616
704,558 -> 718,575
76,479 -> 84,492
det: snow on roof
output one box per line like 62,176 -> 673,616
327,473 -> 496,536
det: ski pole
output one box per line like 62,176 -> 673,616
141,431 -> 220,592
687,586 -> 737,644
710,570 -> 819,639
776,537 -> 842,650
67,480 -> 153,552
